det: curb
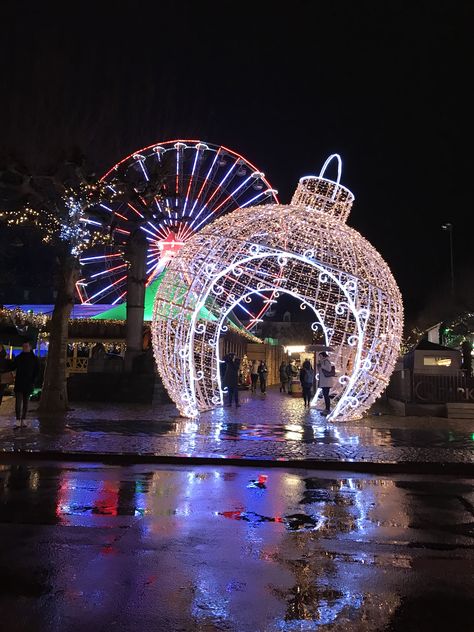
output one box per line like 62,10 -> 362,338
1,449 -> 473,476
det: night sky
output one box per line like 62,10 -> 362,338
1,1 -> 472,325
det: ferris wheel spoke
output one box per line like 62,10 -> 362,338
146,221 -> 165,238
238,190 -> 268,208
127,203 -> 145,219
178,223 -> 194,241
80,253 -> 122,264
192,175 -> 254,233
112,291 -> 127,305
139,225 -> 160,239
139,160 -> 149,182
155,197 -> 165,215
190,158 -> 239,228
183,146 -> 201,216
90,263 -> 127,278
175,142 -> 187,201
114,211 -> 129,222
190,150 -> 221,216
75,278 -> 88,303
85,275 -> 128,303
211,174 -> 253,212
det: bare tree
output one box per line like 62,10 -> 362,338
0,155 -> 115,411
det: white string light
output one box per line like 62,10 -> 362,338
152,155 -> 403,421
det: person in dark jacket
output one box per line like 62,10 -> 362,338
223,353 -> 241,407
250,360 -> 259,393
279,361 -> 288,393
0,344 -> 8,406
299,359 -> 315,407
258,360 -> 268,393
286,361 -> 296,394
13,341 -> 39,427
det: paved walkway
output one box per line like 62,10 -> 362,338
0,389 -> 473,470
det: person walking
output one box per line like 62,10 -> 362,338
299,359 -> 315,407
286,360 -> 296,394
13,341 -> 39,428
250,360 -> 259,393
223,352 -> 241,407
0,344 -> 9,406
317,352 -> 335,415
279,361 -> 288,393
258,360 -> 268,394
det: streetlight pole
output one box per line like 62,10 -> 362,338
441,223 -> 455,297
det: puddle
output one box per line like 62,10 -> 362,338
272,579 -> 364,626
218,509 -> 324,531
219,509 -> 282,524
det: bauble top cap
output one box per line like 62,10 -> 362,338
291,154 -> 354,222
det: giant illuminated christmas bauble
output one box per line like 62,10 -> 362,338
152,154 -> 403,420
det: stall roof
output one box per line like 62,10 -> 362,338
413,340 -> 456,352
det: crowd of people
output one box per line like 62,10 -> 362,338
278,352 -> 335,414
1,343 -> 336,421
222,351 -> 335,414
221,354 -> 271,407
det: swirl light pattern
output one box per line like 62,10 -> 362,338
152,154 -> 403,421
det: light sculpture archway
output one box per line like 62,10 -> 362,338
152,155 -> 403,421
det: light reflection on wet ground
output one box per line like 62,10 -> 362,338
0,390 -> 473,464
0,461 -> 472,630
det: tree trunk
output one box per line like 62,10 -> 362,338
39,254 -> 79,412
124,231 -> 147,372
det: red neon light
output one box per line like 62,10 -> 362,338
192,149 -> 219,209
96,263 -> 127,276
75,279 -> 86,303
101,139 -> 201,181
127,203 -> 144,218
200,157 -> 239,212
101,140 -> 279,205
114,212 -> 129,222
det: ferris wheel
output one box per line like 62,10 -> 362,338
77,139 -> 278,325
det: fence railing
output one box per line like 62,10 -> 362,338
66,357 -> 89,374
388,370 -> 474,403
412,372 -> 473,403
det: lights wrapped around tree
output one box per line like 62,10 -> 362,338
0,181 -> 114,255
152,154 -> 403,421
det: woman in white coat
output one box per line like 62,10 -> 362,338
317,352 -> 335,415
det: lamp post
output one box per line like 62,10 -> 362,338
441,222 -> 455,297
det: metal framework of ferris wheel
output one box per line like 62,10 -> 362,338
77,139 -> 278,327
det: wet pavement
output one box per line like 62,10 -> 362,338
0,389 -> 473,469
0,460 -> 472,631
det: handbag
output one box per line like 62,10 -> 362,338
0,371 -> 15,385
321,364 -> 335,378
